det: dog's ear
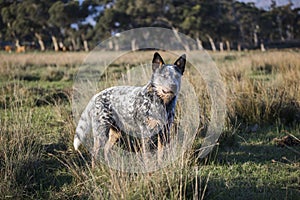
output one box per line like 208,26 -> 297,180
152,52 -> 165,71
174,54 -> 186,74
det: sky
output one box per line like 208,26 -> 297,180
237,0 -> 300,9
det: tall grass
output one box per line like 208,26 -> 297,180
222,51 -> 300,127
0,50 -> 299,199
0,82 -> 42,198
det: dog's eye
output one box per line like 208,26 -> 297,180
162,74 -> 168,78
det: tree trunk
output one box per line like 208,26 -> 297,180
260,42 -> 266,52
71,38 -> 77,51
83,40 -> 89,52
59,41 -> 66,51
253,31 -> 258,46
219,42 -> 224,52
131,39 -> 137,51
35,33 -> 45,51
286,25 -> 293,40
81,33 -> 89,52
206,34 -> 216,52
172,27 -> 190,51
15,39 -> 26,53
76,37 -> 81,50
108,40 -> 113,50
114,38 -> 120,51
226,40 -> 230,51
276,16 -> 284,41
15,39 -> 20,48
237,43 -> 241,51
196,38 -> 204,50
51,36 -> 59,51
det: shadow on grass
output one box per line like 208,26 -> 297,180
204,180 -> 300,200
192,128 -> 300,200
194,140 -> 300,199
13,143 -> 86,198
217,142 -> 300,165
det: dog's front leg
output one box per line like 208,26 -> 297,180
141,137 -> 150,154
141,136 -> 150,166
157,134 -> 163,165
157,126 -> 170,165
138,124 -> 151,166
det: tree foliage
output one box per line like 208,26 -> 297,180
0,0 -> 299,50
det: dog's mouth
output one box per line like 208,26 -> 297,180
162,89 -> 174,95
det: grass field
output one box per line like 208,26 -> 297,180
0,50 -> 299,199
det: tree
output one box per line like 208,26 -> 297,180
78,24 -> 94,51
1,0 -> 54,50
48,1 -> 89,51
232,1 -> 261,49
1,0 -> 300,51
1,2 -> 26,46
22,0 -> 52,51
293,7 -> 300,39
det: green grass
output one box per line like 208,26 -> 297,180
0,51 -> 299,199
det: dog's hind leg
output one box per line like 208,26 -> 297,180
91,119 -> 109,168
92,136 -> 101,168
104,128 -> 121,162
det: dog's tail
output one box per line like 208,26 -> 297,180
73,100 -> 93,151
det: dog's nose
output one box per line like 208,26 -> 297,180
160,83 -> 178,94
169,84 -> 178,93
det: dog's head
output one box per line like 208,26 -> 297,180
151,52 -> 186,104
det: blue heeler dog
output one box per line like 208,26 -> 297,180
74,52 -> 186,167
